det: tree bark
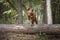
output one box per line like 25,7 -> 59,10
0,24 -> 60,34
46,0 -> 53,24
17,0 -> 23,24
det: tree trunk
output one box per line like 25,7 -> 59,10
46,0 -> 53,24
17,0 -> 23,24
0,24 -> 60,34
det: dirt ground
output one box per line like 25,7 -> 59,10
0,32 -> 60,40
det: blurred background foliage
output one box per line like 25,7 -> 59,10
0,0 -> 45,24
0,0 -> 60,40
0,0 -> 60,24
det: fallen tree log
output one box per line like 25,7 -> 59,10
0,24 -> 60,34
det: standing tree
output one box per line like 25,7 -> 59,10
6,0 -> 23,24
17,0 -> 23,24
46,0 -> 53,24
